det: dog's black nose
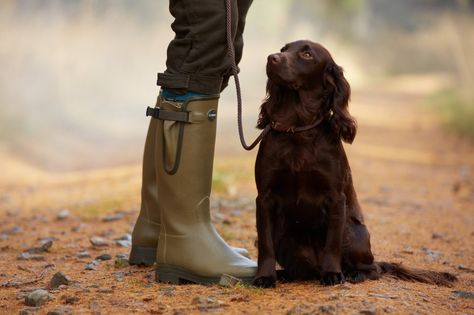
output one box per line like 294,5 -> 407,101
268,53 -> 281,65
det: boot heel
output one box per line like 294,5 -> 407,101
129,245 -> 156,266
156,269 -> 181,284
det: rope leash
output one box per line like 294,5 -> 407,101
225,0 -> 326,148
225,0 -> 269,151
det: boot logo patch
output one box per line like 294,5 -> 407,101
207,109 -> 217,121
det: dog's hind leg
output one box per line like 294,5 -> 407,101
342,218 -> 378,283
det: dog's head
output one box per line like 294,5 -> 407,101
259,40 -> 356,143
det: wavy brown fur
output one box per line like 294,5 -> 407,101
253,40 -> 457,289
376,262 -> 457,287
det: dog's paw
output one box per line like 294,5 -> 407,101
346,271 -> 368,283
346,269 -> 380,283
253,274 -> 277,288
320,271 -> 345,286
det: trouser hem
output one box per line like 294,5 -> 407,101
157,72 -> 224,95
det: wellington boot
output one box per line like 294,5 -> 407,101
154,95 -> 256,284
130,96 -> 249,266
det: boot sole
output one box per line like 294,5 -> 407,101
156,264 -> 254,285
129,245 -> 156,266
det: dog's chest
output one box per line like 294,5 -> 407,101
272,169 -> 330,228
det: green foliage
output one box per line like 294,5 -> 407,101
328,0 -> 365,12
426,89 -> 474,139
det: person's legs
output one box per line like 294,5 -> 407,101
159,0 -> 253,94
130,0 -> 255,282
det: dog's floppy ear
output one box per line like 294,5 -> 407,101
323,62 -> 356,143
257,105 -> 270,129
257,79 -> 280,129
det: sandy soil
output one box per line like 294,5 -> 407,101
0,78 -> 473,314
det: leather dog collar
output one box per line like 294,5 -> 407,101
271,113 -> 329,134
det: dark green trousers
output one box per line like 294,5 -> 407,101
157,0 -> 253,94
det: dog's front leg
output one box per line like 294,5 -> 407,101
321,192 -> 347,285
253,193 -> 277,288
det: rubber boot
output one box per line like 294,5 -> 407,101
129,118 -> 161,266
154,95 -> 256,284
129,100 -> 249,266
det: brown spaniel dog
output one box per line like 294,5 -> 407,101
253,40 -> 456,288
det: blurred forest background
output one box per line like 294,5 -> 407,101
0,0 -> 473,171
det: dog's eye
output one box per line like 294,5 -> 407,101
301,51 -> 313,59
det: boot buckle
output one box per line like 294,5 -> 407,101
146,106 -> 189,123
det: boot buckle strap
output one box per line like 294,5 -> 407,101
146,106 -> 189,123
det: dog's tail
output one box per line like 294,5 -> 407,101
375,261 -> 457,287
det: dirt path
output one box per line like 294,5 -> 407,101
1,77 -> 473,314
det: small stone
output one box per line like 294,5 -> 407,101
85,260 -> 99,270
112,271 -> 125,282
26,240 -> 53,254
39,237 -> 57,243
0,234 -> 8,241
191,296 -> 224,311
47,306 -> 73,315
17,252 -> 45,261
19,307 -> 40,315
114,235 -> 131,247
96,253 -> 112,261
159,286 -> 176,297
50,272 -> 71,289
89,236 -> 110,247
77,250 -> 91,258
16,288 -> 37,300
219,273 -> 241,287
359,307 -> 377,315
116,253 -> 129,260
25,289 -> 52,307
422,247 -> 442,260
452,291 -> 474,299
102,212 -> 125,222
115,240 -> 131,247
56,209 -> 70,220
115,233 -> 132,241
